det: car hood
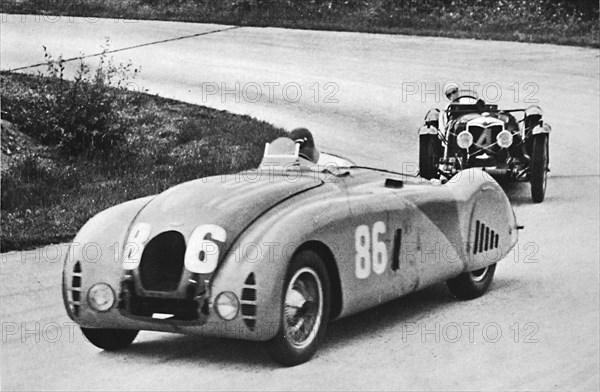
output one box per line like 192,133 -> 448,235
130,172 -> 324,250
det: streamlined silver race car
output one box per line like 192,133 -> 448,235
63,136 -> 519,366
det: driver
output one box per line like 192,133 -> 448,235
290,127 -> 320,164
445,83 -> 460,102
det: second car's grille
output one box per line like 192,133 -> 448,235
468,125 -> 504,147
241,273 -> 257,330
139,231 -> 186,292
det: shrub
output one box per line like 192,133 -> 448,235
1,41 -> 140,156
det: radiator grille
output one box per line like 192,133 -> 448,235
139,231 -> 186,292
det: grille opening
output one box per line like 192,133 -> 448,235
241,304 -> 257,316
71,261 -> 82,317
242,288 -> 256,301
473,221 -> 500,254
245,273 -> 256,285
242,273 -> 257,331
391,229 -> 402,271
139,231 -> 186,292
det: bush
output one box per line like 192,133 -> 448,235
1,41 -> 140,156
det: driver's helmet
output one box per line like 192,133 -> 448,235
290,127 -> 320,164
444,82 -> 460,101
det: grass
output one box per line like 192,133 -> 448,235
0,71 -> 287,252
1,0 -> 598,48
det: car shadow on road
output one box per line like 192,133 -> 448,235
496,178 -> 535,206
99,279 -> 521,367
319,275 -> 523,353
111,333 -> 275,368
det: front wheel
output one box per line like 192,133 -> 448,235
530,133 -> 549,203
447,263 -> 496,300
265,250 -> 330,366
81,327 -> 139,351
419,134 -> 440,180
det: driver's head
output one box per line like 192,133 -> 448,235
444,82 -> 460,101
290,127 -> 319,164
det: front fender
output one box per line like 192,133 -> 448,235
532,123 -> 552,135
210,191 -> 348,341
419,125 -> 440,136
62,196 -> 154,323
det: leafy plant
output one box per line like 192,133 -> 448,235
2,39 -> 141,156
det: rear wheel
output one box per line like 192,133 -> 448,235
265,250 -> 330,366
81,327 -> 138,351
530,133 -> 549,203
419,134 -> 440,180
447,263 -> 496,300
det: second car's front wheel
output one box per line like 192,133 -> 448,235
530,133 -> 549,203
265,250 -> 330,366
419,134 -> 440,180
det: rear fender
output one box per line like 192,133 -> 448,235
445,169 -> 518,272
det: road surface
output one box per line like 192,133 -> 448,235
1,14 -> 599,391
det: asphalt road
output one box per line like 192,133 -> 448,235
1,14 -> 599,391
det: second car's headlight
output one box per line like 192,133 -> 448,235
457,131 -> 473,149
214,291 -> 239,321
88,283 -> 115,312
496,130 -> 513,148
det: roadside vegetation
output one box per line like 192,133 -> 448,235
2,0 -> 598,47
0,50 -> 286,252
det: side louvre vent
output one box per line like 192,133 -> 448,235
473,221 -> 500,255
241,273 -> 257,330
71,261 -> 82,317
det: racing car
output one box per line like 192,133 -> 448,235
63,135 -> 519,366
418,90 -> 551,202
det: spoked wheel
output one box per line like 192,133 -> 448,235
81,327 -> 139,351
419,134 -> 440,180
530,133 -> 549,203
447,263 -> 496,300
266,250 -> 330,366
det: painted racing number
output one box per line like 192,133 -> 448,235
355,221 -> 388,279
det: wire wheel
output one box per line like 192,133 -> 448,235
265,250 -> 330,366
283,267 -> 323,349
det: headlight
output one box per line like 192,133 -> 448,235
88,283 -> 115,312
457,131 -> 473,149
214,291 -> 239,321
496,130 -> 513,148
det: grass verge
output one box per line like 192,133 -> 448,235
1,0 -> 598,48
0,71 -> 286,252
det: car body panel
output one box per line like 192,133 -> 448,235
63,148 -> 518,342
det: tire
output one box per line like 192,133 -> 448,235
419,134 -> 440,180
81,327 -> 139,351
265,250 -> 330,366
530,133 -> 549,203
447,263 -> 496,300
